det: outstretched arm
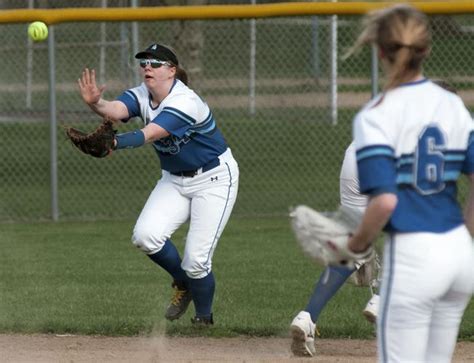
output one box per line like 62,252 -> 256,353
78,68 -> 129,121
113,122 -> 171,150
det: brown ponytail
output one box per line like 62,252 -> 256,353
175,66 -> 189,86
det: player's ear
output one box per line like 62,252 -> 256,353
168,66 -> 177,79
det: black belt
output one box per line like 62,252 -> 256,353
170,157 -> 220,177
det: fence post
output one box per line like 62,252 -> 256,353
99,0 -> 107,85
371,44 -> 379,98
48,26 -> 59,221
330,4 -> 338,125
131,0 -> 140,85
311,15 -> 320,79
26,0 -> 34,109
249,0 -> 257,116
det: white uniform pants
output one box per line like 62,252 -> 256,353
377,226 -> 474,363
132,148 -> 239,279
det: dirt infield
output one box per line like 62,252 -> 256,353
1,335 -> 473,362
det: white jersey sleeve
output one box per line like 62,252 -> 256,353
159,88 -> 203,127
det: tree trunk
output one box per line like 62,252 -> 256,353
164,0 -> 208,91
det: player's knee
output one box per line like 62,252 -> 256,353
131,224 -> 167,254
182,258 -> 210,279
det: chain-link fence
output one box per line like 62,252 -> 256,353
1,1 -> 474,222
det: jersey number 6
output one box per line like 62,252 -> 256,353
414,125 -> 446,195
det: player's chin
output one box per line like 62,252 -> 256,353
144,76 -> 154,84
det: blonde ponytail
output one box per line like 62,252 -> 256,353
345,4 -> 431,91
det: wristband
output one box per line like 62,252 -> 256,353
115,130 -> 145,150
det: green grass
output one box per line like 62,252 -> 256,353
0,217 -> 473,339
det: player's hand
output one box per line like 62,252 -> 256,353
78,68 -> 106,106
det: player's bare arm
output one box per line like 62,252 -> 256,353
78,68 -> 128,120
463,174 -> 474,236
142,123 -> 170,143
348,193 -> 397,253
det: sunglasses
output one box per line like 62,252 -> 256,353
139,59 -> 170,69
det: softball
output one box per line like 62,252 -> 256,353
28,21 -> 48,42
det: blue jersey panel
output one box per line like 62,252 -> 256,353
357,146 -> 397,195
462,131 -> 474,174
385,184 -> 464,232
357,146 -> 466,232
155,127 -> 227,172
397,151 -> 466,184
153,110 -> 190,138
116,91 -> 141,120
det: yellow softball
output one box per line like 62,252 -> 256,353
28,21 -> 48,42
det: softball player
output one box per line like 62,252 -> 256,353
78,43 -> 239,325
290,141 -> 380,357
346,5 -> 474,362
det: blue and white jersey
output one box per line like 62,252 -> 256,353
354,79 -> 474,233
117,79 -> 227,173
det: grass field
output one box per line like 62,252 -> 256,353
0,216 -> 473,340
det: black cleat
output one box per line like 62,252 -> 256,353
191,314 -> 214,326
164,281 -> 192,321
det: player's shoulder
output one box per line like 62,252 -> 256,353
353,93 -> 387,127
161,80 -> 207,117
426,79 -> 473,120
163,80 -> 196,104
163,80 -> 204,108
123,83 -> 149,102
425,79 -> 464,104
394,78 -> 465,107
